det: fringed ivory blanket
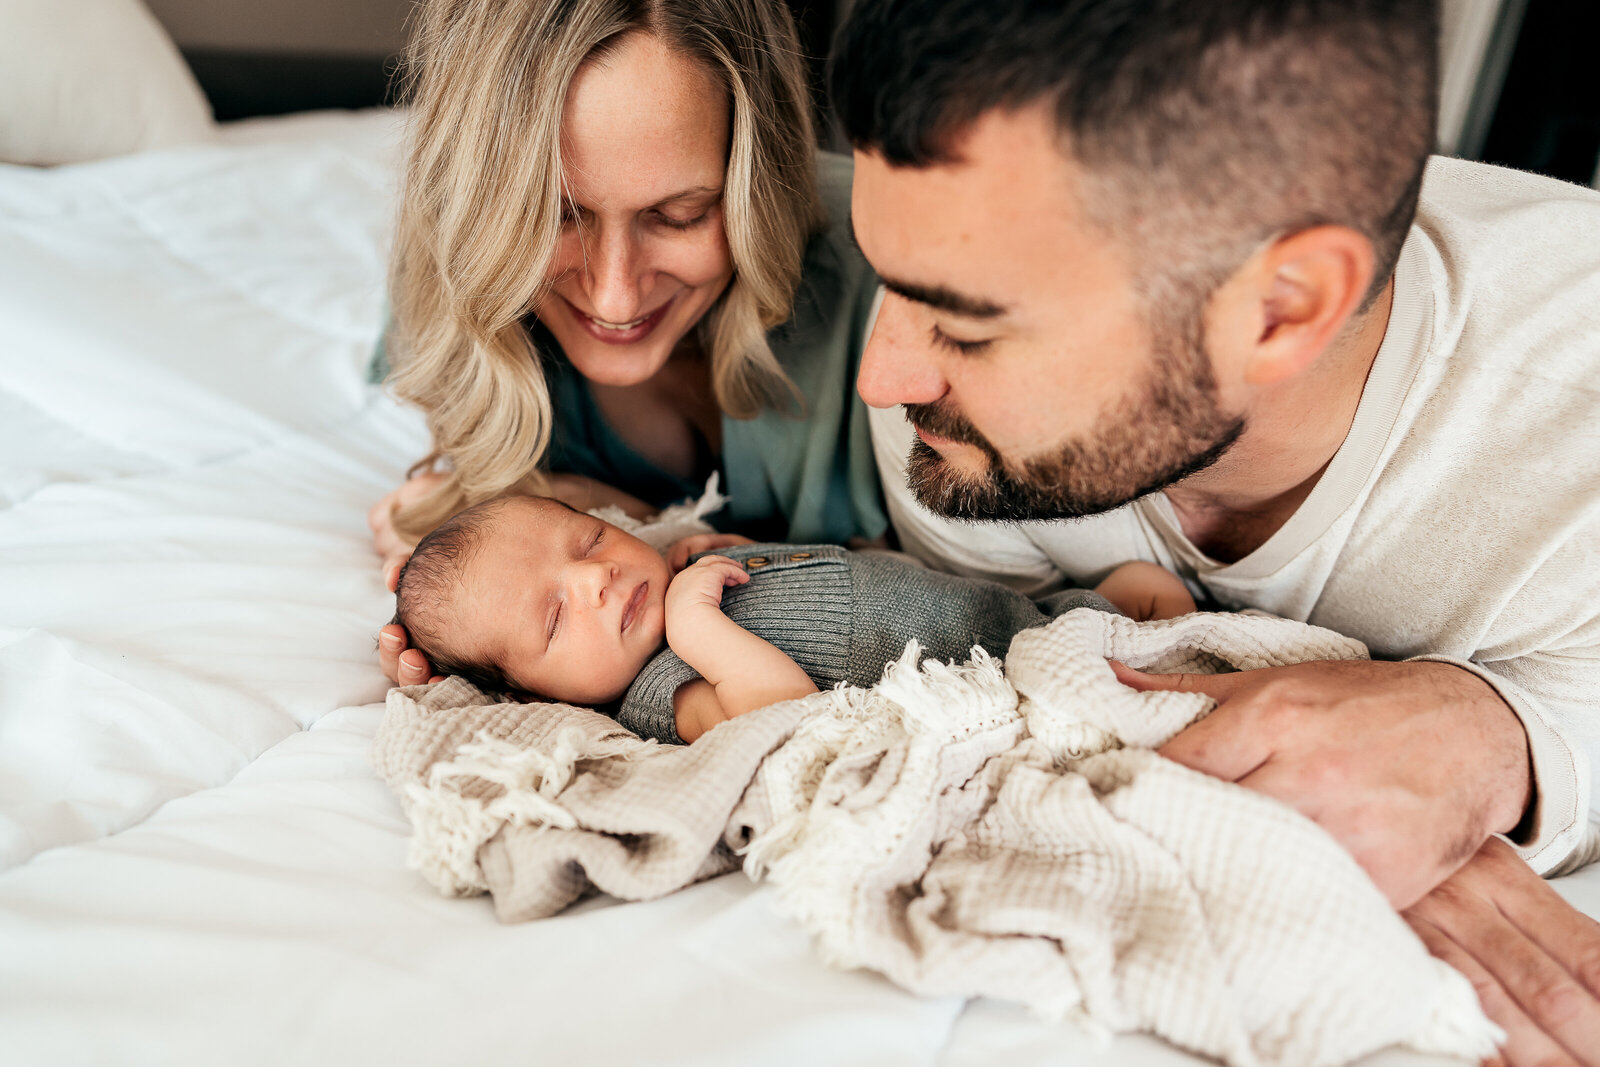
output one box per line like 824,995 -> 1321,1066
372,608 -> 1500,1067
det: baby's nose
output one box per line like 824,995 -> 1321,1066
578,560 -> 615,606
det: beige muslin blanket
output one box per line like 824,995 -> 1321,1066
372,608 -> 1500,1067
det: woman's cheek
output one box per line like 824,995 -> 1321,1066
649,224 -> 732,288
545,231 -> 587,285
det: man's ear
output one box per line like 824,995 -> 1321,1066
1214,226 -> 1376,387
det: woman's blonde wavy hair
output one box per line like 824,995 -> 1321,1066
388,0 -> 825,540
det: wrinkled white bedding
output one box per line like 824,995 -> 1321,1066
1,109 -> 1596,1067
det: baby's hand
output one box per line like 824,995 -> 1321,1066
1094,561 -> 1197,621
666,554 -> 749,615
665,555 -> 751,668
666,534 -> 756,574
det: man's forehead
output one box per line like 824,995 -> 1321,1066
850,105 -> 1101,316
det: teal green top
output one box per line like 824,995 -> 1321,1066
372,152 -> 887,545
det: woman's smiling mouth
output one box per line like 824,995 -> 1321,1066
567,295 -> 675,345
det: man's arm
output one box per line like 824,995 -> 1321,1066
1116,658 -> 1600,1065
1113,658 -> 1529,907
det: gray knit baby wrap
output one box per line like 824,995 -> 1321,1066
616,543 -> 1115,743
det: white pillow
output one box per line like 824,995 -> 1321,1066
0,0 -> 214,165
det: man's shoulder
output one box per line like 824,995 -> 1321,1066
1417,156 -> 1600,269
1404,156 -> 1600,396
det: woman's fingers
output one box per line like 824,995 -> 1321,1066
367,493 -> 394,537
378,624 -> 437,686
384,553 -> 410,593
378,624 -> 406,682
397,648 -> 434,687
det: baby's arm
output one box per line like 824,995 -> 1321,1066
1094,561 -> 1196,621
665,556 -> 819,742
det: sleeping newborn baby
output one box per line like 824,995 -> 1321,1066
391,495 -> 1195,743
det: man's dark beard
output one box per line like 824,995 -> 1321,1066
904,321 -> 1245,522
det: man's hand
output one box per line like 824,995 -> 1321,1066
1405,837 -> 1600,1067
1112,658 -> 1532,908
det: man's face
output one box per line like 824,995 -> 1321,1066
851,104 -> 1243,521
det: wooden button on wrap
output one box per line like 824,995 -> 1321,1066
745,556 -> 769,569
788,552 -> 812,561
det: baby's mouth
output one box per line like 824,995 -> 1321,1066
619,582 -> 647,634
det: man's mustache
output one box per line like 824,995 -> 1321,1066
902,402 -> 990,451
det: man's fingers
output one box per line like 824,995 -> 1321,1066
1109,661 -> 1255,701
383,553 -> 410,593
1476,840 -> 1600,1003
1459,893 -> 1600,1063
1405,914 -> 1561,1067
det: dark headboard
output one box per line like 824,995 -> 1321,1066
184,0 -> 840,128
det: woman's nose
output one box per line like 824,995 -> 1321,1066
582,225 -> 645,325
855,291 -> 949,409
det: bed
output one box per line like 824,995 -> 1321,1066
2,107 -> 1597,1067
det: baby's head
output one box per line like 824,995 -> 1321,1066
393,495 -> 671,704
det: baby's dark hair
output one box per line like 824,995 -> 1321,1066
392,496 -> 521,693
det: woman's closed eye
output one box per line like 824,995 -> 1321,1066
652,210 -> 708,231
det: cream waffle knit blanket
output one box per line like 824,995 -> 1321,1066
372,608 -> 1500,1067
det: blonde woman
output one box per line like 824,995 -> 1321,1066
371,0 -> 886,685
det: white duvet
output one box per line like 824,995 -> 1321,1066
1,110 -> 1595,1067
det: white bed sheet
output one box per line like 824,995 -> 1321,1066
2,109 -> 1596,1067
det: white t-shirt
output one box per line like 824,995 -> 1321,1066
871,156 -> 1600,874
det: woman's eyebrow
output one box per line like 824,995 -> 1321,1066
653,185 -> 722,206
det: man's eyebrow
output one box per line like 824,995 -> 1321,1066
879,276 -> 1008,320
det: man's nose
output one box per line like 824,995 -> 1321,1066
583,225 -> 644,325
856,291 -> 948,409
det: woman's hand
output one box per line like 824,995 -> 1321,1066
367,469 -> 450,574
377,556 -> 445,686
546,472 -> 658,522
377,623 -> 444,687
371,471 -> 450,686
666,533 -> 755,574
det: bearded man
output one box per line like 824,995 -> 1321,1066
832,1 -> 1600,1062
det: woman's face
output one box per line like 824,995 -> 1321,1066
537,33 -> 735,388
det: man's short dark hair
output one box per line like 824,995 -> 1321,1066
830,0 -> 1440,309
